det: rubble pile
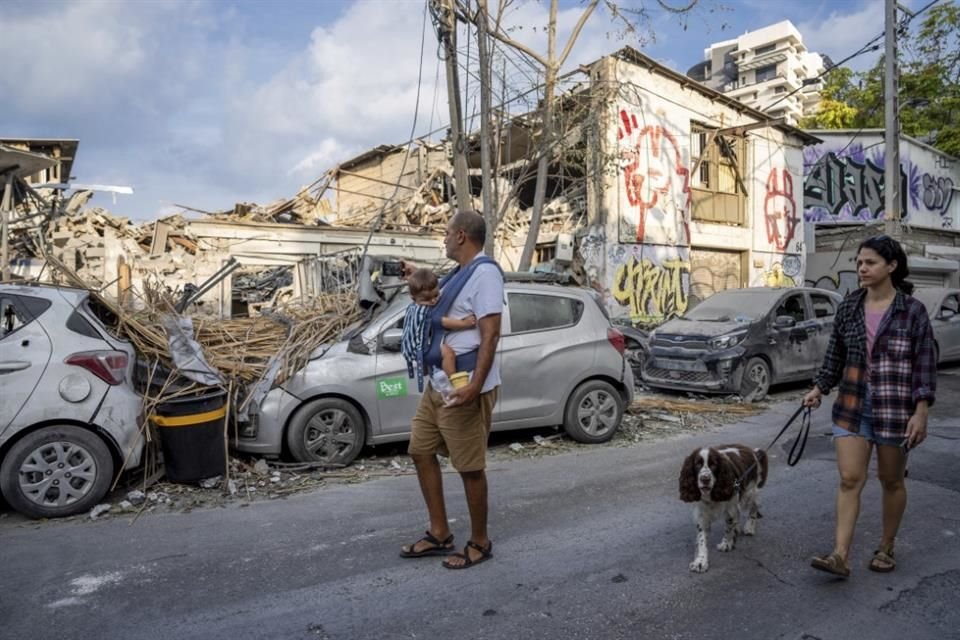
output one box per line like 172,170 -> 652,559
331,168 -> 452,232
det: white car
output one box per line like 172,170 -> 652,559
0,284 -> 144,518
235,281 -> 634,466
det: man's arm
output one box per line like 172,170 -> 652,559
447,313 -> 500,406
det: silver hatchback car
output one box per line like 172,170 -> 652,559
236,281 -> 634,465
0,284 -> 144,519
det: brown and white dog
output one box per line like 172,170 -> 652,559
679,444 -> 768,573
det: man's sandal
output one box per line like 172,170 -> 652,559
399,531 -> 455,558
442,540 -> 493,570
811,552 -> 850,578
869,547 -> 896,573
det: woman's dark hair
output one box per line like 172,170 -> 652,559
858,234 -> 914,295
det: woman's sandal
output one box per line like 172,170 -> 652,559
399,531 -> 455,558
869,547 -> 896,573
811,552 -> 850,578
442,540 -> 493,570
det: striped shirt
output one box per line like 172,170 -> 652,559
813,288 -> 936,439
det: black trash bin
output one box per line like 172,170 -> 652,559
151,389 -> 227,483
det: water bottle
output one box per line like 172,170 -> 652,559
430,370 -> 455,405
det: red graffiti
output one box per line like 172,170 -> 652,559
618,109 -> 690,243
764,168 -> 798,252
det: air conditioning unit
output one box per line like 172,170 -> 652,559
555,233 -> 574,264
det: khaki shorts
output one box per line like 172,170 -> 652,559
408,386 -> 499,472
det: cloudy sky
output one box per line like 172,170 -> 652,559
0,0 -> 922,220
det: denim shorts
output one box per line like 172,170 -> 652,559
832,393 -> 904,447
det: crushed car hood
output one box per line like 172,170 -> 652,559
656,318 -> 752,338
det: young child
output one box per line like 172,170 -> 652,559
401,268 -> 476,392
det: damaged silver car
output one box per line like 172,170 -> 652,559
235,280 -> 634,465
0,284 -> 145,518
641,287 -> 842,400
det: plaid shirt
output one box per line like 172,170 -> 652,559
813,288 -> 936,439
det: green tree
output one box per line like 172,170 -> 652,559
802,1 -> 960,157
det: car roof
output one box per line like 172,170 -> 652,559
0,282 -> 89,304
702,286 -> 837,302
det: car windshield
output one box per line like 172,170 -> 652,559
911,289 -> 944,316
683,290 -> 781,322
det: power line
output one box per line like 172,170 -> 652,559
357,0 -> 430,271
762,0 -> 944,114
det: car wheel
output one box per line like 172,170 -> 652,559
563,380 -> 624,444
739,357 -> 771,402
0,426 -> 114,519
286,398 -> 366,465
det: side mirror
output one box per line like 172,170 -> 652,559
940,308 -> 957,320
775,315 -> 796,328
380,328 -> 403,351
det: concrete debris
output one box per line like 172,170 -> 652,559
252,459 -> 270,477
199,476 -> 222,489
118,500 -> 133,511
126,490 -> 146,505
89,504 -> 111,520
509,443 -> 525,452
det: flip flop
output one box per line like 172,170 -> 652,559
869,548 -> 896,573
811,552 -> 850,578
400,531 -> 455,558
442,540 -> 493,570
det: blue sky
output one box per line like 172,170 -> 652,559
0,0 -> 923,220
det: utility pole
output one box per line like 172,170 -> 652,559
432,0 -> 471,212
476,0 -> 496,255
1,173 -> 14,282
883,0 -> 901,238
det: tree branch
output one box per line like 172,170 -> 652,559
558,0 -> 599,68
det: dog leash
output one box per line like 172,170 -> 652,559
734,404 -> 812,489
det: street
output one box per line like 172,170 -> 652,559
2,371 -> 959,640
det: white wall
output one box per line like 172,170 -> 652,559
804,131 -> 960,230
586,55 -> 806,325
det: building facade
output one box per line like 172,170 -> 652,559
687,21 -> 827,125
584,48 -> 816,325
803,130 -> 960,293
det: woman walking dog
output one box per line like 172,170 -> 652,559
803,235 -> 936,578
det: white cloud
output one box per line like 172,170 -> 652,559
797,0 -> 885,71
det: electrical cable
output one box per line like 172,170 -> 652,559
356,0 -> 430,276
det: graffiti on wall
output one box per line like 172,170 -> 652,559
922,174 -> 955,227
763,169 -> 799,252
805,271 -> 860,296
578,225 -> 606,288
608,244 -> 690,324
803,152 -> 908,221
804,143 -> 956,227
753,255 -> 801,288
617,109 -> 691,245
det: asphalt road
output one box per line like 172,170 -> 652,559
2,371 -> 960,640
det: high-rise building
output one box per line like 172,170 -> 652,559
687,21 -> 829,125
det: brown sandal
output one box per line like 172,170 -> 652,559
869,547 -> 896,573
811,552 -> 850,578
400,531 -> 455,558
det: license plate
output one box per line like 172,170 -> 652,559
655,358 -> 706,372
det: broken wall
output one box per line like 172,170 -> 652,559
587,53 -> 807,326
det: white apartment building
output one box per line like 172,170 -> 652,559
687,20 -> 827,125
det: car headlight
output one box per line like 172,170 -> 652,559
709,332 -> 747,350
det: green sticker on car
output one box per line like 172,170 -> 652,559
377,377 -> 408,399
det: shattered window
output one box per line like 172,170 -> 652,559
775,294 -> 807,324
0,298 -> 27,338
943,295 -> 960,316
810,294 -> 836,319
507,293 -> 583,334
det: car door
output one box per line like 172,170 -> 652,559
767,291 -> 815,381
0,295 -> 54,434
937,293 -> 960,361
373,310 -> 425,437
808,291 -> 839,373
498,290 -> 592,424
